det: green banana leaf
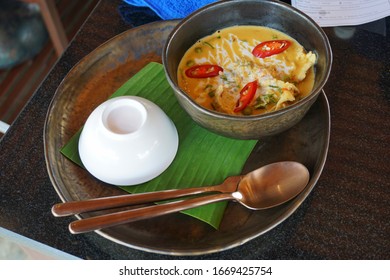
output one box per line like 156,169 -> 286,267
61,62 -> 257,229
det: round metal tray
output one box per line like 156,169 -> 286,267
44,20 -> 330,256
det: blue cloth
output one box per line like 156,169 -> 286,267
118,4 -> 161,26
123,0 -> 216,20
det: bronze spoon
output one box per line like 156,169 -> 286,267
62,161 -> 310,234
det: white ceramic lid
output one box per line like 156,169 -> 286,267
78,96 -> 179,186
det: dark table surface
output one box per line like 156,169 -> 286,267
0,0 -> 389,260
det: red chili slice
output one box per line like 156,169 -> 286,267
234,81 -> 258,113
252,40 -> 291,58
185,64 -> 223,78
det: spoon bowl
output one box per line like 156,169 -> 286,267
237,161 -> 310,209
52,161 -> 310,234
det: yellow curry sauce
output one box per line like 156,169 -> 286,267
177,25 -> 316,115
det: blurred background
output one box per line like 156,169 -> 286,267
0,0 -> 99,132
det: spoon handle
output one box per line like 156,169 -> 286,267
69,193 -> 235,234
52,176 -> 240,217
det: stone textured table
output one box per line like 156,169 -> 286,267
0,0 -> 389,259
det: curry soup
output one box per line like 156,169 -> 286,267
177,25 -> 316,116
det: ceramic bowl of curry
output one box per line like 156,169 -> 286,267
163,0 -> 332,139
